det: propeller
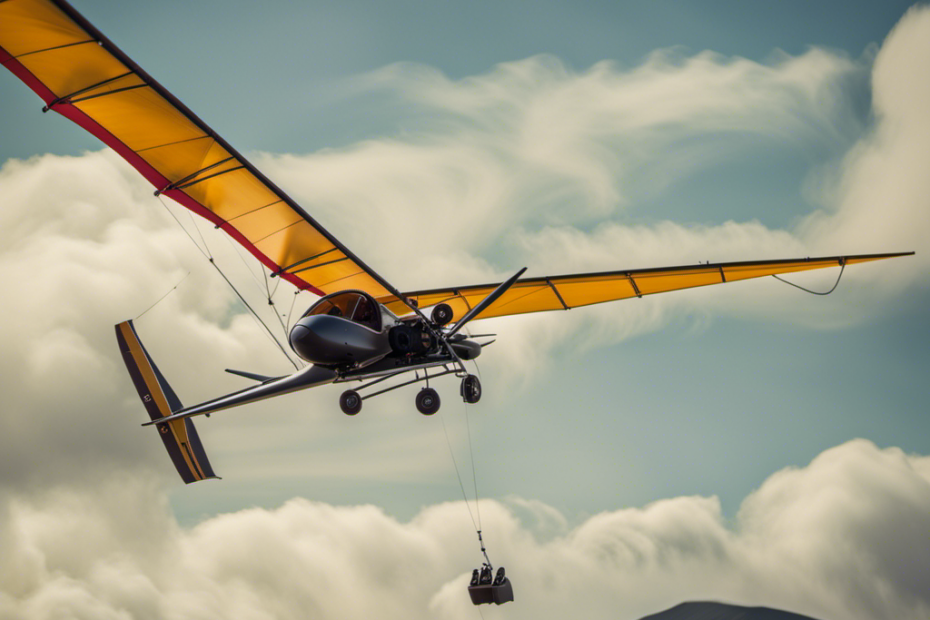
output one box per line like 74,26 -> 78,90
447,267 -> 527,337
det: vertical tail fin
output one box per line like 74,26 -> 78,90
115,321 -> 218,483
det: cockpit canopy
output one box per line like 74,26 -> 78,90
303,291 -> 382,332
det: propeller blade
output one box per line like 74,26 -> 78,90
447,267 -> 527,337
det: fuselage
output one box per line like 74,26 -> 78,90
288,290 -> 480,370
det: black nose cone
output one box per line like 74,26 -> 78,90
288,315 -> 391,365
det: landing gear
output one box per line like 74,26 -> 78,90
339,389 -> 362,415
460,374 -> 481,403
416,387 -> 440,415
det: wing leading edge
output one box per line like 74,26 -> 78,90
380,252 -> 914,323
0,0 -> 403,303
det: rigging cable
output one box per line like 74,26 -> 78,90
263,266 -> 293,348
220,230 -> 272,296
285,289 -> 301,332
133,270 -> 190,321
217,232 -> 304,366
771,260 -> 845,295
155,195 -> 299,370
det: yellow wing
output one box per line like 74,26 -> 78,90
0,0 -> 402,301
379,252 -> 913,322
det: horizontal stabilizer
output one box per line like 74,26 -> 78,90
115,321 -> 218,484
225,368 -> 277,382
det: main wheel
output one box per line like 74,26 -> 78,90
339,389 -> 362,415
461,374 -> 482,404
416,387 -> 441,415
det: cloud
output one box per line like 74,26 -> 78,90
265,47 -> 865,271
361,48 -> 862,213
0,151 -> 456,494
799,5 -> 930,289
1,440 -> 928,620
253,12 -> 929,362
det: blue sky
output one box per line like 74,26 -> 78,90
1,2 -> 929,619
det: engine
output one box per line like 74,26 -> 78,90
388,321 -> 435,355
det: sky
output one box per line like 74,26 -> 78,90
1,1 -> 929,619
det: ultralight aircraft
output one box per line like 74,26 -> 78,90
0,0 -> 912,490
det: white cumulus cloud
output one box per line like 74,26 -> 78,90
1,440 -> 928,620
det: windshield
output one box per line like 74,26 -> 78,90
303,291 -> 381,331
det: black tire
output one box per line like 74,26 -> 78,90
339,389 -> 362,415
416,387 -> 441,415
461,374 -> 482,403
431,303 -> 454,326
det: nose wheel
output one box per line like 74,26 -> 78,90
416,387 -> 441,415
461,374 -> 481,403
339,389 -> 362,415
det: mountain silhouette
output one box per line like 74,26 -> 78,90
639,601 -> 822,620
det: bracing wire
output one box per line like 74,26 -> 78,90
186,208 -> 212,258
221,231 -> 270,295
286,290 -> 301,332
209,256 -> 299,370
157,194 -> 210,260
217,232 -> 305,366
262,266 -> 294,348
155,195 -> 299,370
134,271 -> 190,321
772,261 -> 846,295
270,270 -> 282,298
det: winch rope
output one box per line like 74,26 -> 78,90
439,402 -> 480,533
464,387 -> 482,531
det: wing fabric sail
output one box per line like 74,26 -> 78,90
380,252 -> 913,323
0,0 -> 401,302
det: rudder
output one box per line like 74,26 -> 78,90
115,321 -> 218,483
